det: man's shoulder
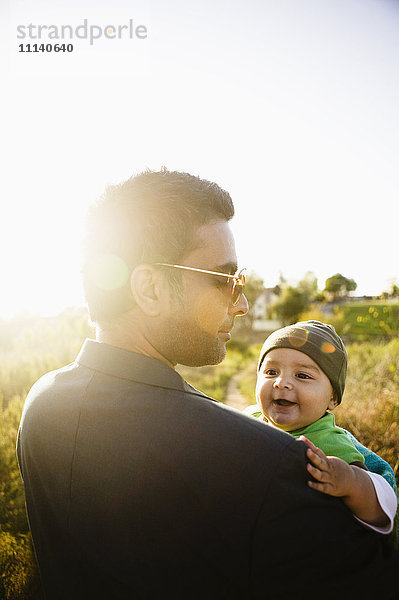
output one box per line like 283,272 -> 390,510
22,359 -> 92,420
27,361 -> 77,397
22,342 -> 302,461
181,389 -> 302,456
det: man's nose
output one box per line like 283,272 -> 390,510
229,292 -> 249,316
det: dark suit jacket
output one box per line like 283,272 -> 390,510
17,340 -> 399,599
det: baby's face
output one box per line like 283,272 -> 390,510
256,348 -> 337,432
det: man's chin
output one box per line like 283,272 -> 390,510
179,342 -> 227,368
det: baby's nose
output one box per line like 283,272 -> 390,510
273,375 -> 292,389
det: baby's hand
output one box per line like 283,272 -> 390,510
300,436 -> 390,527
299,436 -> 355,498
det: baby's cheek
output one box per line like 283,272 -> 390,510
255,378 -> 266,408
255,377 -> 262,400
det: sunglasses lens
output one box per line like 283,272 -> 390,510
232,272 -> 246,305
232,285 -> 241,305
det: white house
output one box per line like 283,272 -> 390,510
251,288 -> 281,332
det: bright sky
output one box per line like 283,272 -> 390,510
2,0 -> 398,318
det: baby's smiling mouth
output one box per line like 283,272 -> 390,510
274,399 -> 296,407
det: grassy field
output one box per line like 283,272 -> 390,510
0,312 -> 398,598
329,301 -> 399,341
335,338 -> 399,475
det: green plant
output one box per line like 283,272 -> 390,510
0,397 -> 43,599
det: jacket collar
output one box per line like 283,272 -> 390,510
76,339 -> 213,400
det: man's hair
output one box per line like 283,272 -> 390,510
82,168 -> 234,324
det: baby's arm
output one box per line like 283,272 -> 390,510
300,436 -> 392,528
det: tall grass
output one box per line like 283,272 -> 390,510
0,396 -> 43,600
334,339 -> 399,477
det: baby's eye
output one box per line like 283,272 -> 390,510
264,369 -> 278,376
296,372 -> 312,380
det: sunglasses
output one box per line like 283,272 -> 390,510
154,263 -> 246,306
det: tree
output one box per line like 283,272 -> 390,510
298,271 -> 318,300
324,273 -> 357,299
380,281 -> 399,299
267,285 -> 309,326
243,272 -> 265,308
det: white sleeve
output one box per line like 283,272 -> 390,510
354,471 -> 398,534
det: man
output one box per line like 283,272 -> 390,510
17,169 -> 398,599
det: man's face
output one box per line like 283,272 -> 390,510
155,220 -> 248,367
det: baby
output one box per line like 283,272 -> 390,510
245,320 -> 397,535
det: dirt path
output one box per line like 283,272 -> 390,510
224,374 -> 250,411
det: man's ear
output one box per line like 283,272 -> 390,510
130,265 -> 165,317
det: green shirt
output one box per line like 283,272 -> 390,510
243,408 -> 364,465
